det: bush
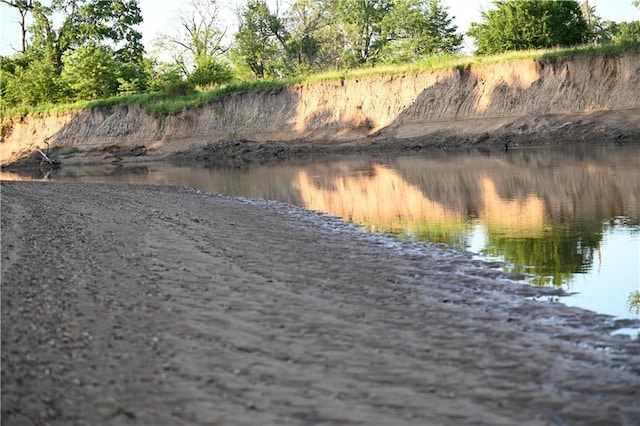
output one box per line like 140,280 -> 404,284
468,0 -> 589,55
165,80 -> 196,96
188,56 -> 234,88
61,43 -> 120,100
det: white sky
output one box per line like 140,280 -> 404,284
1,0 -> 639,56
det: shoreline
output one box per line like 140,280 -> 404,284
2,181 -> 639,425
5,115 -> 640,171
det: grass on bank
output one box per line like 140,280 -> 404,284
2,42 -> 638,119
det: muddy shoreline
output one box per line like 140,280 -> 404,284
2,181 -> 639,425
5,113 -> 640,172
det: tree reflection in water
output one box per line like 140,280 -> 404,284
295,145 -> 640,319
482,221 -> 604,287
3,145 -> 639,318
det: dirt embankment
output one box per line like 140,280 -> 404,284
2,50 -> 640,167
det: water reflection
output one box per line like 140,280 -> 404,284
295,164 -> 466,246
2,145 -> 639,319
290,148 -> 639,296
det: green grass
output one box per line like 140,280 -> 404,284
0,80 -> 298,118
2,42 -> 637,119
303,41 -> 640,82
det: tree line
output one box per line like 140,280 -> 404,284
1,0 -> 639,111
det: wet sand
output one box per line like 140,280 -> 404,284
2,181 -> 639,425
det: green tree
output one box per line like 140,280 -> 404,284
143,57 -> 194,94
1,53 -> 62,108
155,0 -> 232,86
1,0 -> 147,107
60,42 -> 120,100
580,1 -> 604,43
600,20 -> 640,44
467,0 -> 589,55
328,0 -> 393,66
1,0 -> 58,65
59,0 -> 146,92
285,0 -> 332,72
30,0 -> 145,72
231,0 -> 289,78
380,0 -> 462,63
188,55 -> 234,87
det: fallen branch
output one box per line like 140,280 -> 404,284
35,147 -> 54,163
35,139 -> 60,165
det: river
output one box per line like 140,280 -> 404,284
2,144 -> 639,328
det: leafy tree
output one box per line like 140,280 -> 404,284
231,0 -> 289,78
580,1 -> 608,44
578,1 -> 640,45
27,0 -> 145,72
60,42 -> 120,100
328,0 -> 393,66
143,58 -> 194,94
155,0 -> 231,86
600,20 -> 640,44
629,290 -> 640,315
285,0 -> 332,72
60,0 -> 147,92
188,55 -> 234,87
0,1 -> 58,64
380,0 -> 462,63
467,0 -> 589,55
1,0 -> 148,107
1,53 -> 62,107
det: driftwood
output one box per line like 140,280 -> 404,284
35,147 -> 55,163
35,140 -> 60,166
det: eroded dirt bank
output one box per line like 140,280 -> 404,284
2,181 -> 640,425
2,50 -> 640,168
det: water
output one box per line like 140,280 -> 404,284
3,144 -> 639,323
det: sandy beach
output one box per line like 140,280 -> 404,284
2,181 -> 639,425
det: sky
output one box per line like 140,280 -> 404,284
1,0 -> 639,57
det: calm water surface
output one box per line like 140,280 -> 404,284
3,145 -> 639,323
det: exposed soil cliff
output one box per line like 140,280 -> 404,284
2,49 -> 640,167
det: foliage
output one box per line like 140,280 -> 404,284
0,0 -> 148,109
329,0 -> 393,66
154,0 -> 228,81
629,291 -> 640,315
598,21 -> 640,44
286,0 -> 332,70
188,55 -> 234,87
1,52 -> 63,108
579,2 -> 640,45
468,0 -> 589,54
229,0 -> 462,74
231,0 -> 289,79
60,42 -> 120,100
379,0 -> 462,63
143,59 -> 186,93
37,0 -> 144,71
